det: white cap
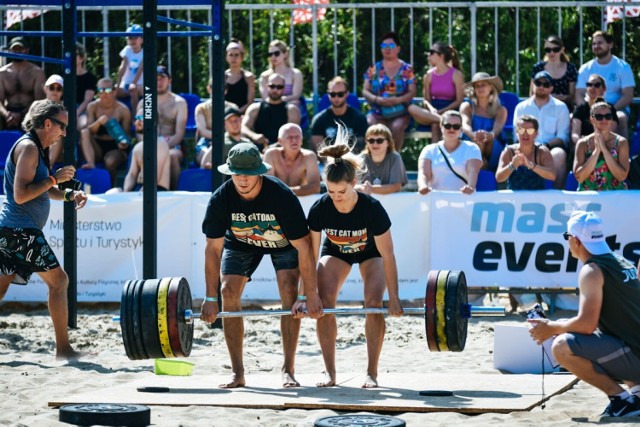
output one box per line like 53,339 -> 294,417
567,211 -> 611,255
45,74 -> 64,88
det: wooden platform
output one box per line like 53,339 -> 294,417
49,373 -> 577,414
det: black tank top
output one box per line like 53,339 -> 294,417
254,101 -> 287,144
225,74 -> 249,108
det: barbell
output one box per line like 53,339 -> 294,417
116,270 -> 505,360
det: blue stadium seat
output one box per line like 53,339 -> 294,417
317,92 -> 361,113
75,168 -> 112,194
630,131 -> 640,158
177,168 -> 213,192
498,91 -> 520,144
476,169 -> 497,191
0,130 -> 23,170
179,93 -> 201,136
564,171 -> 579,191
298,96 -> 310,131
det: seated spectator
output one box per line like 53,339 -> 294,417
0,37 -> 45,130
573,101 -> 629,191
575,31 -> 635,138
115,24 -> 144,112
495,115 -> 556,189
408,42 -> 464,144
263,123 -> 320,196
513,70 -> 570,189
242,73 -> 300,151
44,75 -> 65,165
75,43 -> 97,130
362,31 -> 416,151
259,40 -> 303,107
120,139 -> 171,192
225,39 -> 254,113
311,76 -> 368,154
355,124 -> 407,194
200,107 -> 251,169
80,78 -> 131,186
460,72 -> 507,170
417,111 -> 481,195
529,35 -> 577,109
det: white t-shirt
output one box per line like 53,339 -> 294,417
119,46 -> 144,86
576,55 -> 635,106
419,141 -> 482,190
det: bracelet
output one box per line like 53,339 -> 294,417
205,296 -> 218,302
508,163 -> 515,172
63,190 -> 73,202
297,295 -> 307,301
49,175 -> 57,186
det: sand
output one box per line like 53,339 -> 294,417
0,300 -> 632,426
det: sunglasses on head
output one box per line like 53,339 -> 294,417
534,80 -> 552,88
328,91 -> 346,98
592,113 -> 613,121
97,87 -> 113,93
544,46 -> 562,54
442,123 -> 462,130
267,50 -> 282,58
48,85 -> 63,92
516,127 -> 536,135
268,84 -> 284,90
49,117 -> 67,132
380,42 -> 396,50
366,137 -> 386,145
562,232 -> 572,241
586,82 -> 603,88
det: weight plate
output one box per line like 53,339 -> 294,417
120,280 -> 134,360
314,414 -> 405,426
59,403 -> 150,427
156,278 -> 174,358
175,277 -> 194,357
167,278 -> 186,357
445,271 -> 468,352
137,386 -> 170,393
128,280 -> 143,360
419,390 -> 454,397
131,279 -> 148,359
425,270 -> 439,352
435,270 -> 450,351
140,279 -> 164,359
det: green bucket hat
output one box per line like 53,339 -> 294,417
217,143 -> 272,176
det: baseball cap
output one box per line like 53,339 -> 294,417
126,24 -> 143,34
217,143 -> 271,176
9,37 -> 26,49
157,65 -> 170,78
567,211 -> 612,255
224,107 -> 242,120
534,71 -> 553,83
45,74 -> 64,88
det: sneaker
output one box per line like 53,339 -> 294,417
602,395 -> 640,417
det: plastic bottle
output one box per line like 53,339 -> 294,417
105,118 -> 130,145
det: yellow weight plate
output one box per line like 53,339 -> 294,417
157,278 -> 175,358
435,270 -> 450,351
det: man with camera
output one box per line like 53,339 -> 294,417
0,99 -> 87,360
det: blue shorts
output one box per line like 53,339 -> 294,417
565,330 -> 640,382
221,247 -> 298,279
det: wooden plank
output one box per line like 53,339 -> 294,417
49,373 -> 578,414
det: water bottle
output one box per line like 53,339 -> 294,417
105,118 -> 130,145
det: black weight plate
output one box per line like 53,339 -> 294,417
120,280 -> 134,360
59,403 -> 150,427
419,390 -> 454,397
137,386 -> 170,393
175,277 -> 194,357
131,279 -> 148,360
445,271 -> 468,352
140,279 -> 164,359
127,280 -> 142,360
314,414 -> 405,427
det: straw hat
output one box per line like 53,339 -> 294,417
464,72 -> 504,94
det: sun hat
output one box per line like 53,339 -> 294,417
534,70 -> 553,83
567,211 -> 612,256
464,72 -> 504,94
217,143 -> 271,176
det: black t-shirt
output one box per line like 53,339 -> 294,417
76,71 -> 97,105
202,175 -> 309,253
310,106 -> 369,141
307,192 -> 391,256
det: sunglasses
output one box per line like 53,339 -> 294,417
592,113 -> 613,121
267,51 -> 282,58
534,80 -> 552,88
442,123 -> 462,130
328,91 -> 346,98
516,127 -> 536,135
97,87 -> 113,93
544,46 -> 562,53
268,84 -> 284,90
48,85 -> 63,92
49,117 -> 67,132
428,49 -> 441,56
562,232 -> 572,241
380,42 -> 397,50
586,82 -> 603,88
366,137 -> 386,145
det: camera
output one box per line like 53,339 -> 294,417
58,177 -> 83,191
526,303 -> 546,320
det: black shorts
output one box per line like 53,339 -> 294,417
221,247 -> 298,279
321,244 -> 381,266
96,138 -> 120,154
0,227 -> 60,284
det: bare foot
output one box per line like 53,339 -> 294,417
362,374 -> 378,388
282,372 -> 300,388
81,163 -> 95,169
316,371 -> 336,387
56,348 -> 83,361
219,374 -> 245,389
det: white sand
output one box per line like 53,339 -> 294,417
0,301 -> 630,426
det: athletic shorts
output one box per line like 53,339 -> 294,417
565,330 -> 640,382
0,227 -> 60,284
221,247 -> 298,279
321,244 -> 381,266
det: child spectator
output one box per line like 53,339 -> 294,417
115,24 -> 144,112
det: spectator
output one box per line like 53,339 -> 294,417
80,78 -> 131,186
460,72 -> 507,170
115,24 -> 144,112
575,31 -> 635,138
75,42 -> 97,130
356,124 -> 407,194
310,76 -> 368,153
417,110 -> 481,195
0,37 -> 45,130
263,123 -> 320,196
362,31 -> 416,152
43,74 -> 63,103
242,73 -> 300,151
529,35 -> 578,109
409,42 -> 464,144
200,107 -> 251,169
259,40 -> 304,106
225,39 -> 254,113
134,66 -> 187,190
119,138 -> 171,192
573,101 -> 629,191
495,115 -> 556,189
513,70 -> 570,189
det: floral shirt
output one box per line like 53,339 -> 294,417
364,60 -> 415,115
578,136 -> 627,191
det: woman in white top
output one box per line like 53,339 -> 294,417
417,110 -> 482,194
